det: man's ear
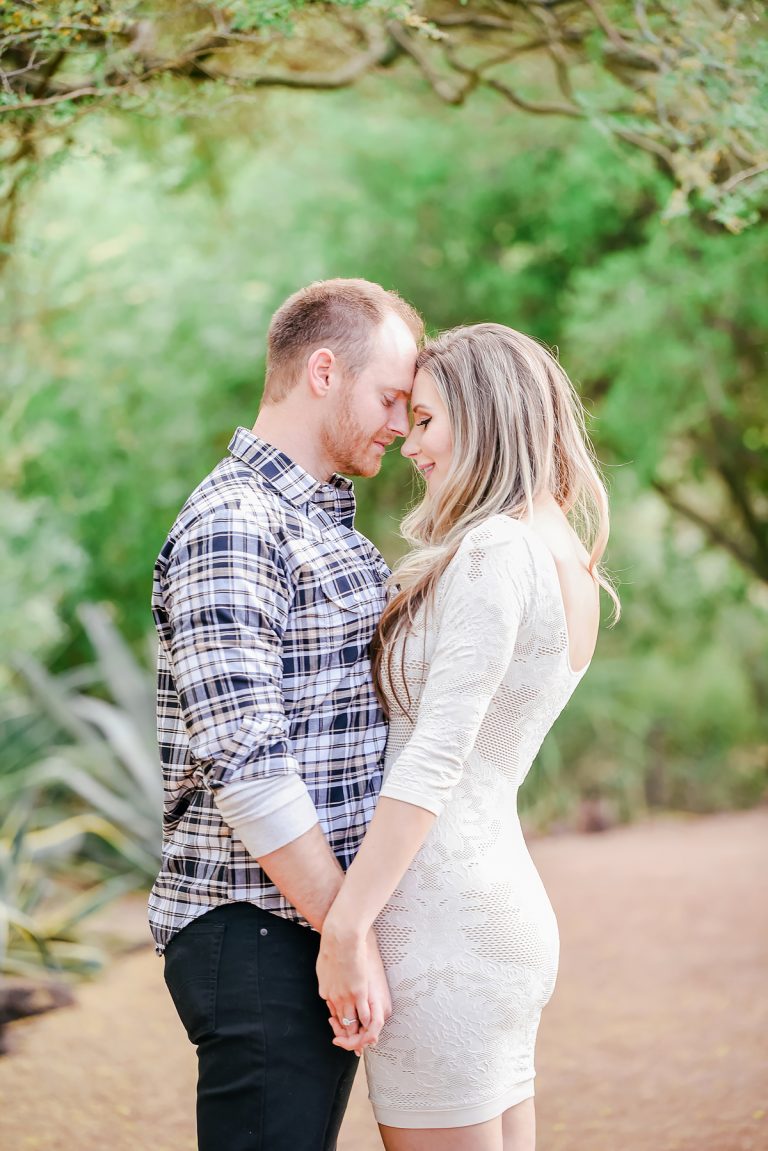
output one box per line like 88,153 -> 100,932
307,348 -> 336,398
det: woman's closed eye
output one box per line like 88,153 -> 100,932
415,417 -> 431,429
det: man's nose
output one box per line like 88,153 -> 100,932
387,396 -> 411,439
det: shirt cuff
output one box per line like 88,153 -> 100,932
214,775 -> 319,858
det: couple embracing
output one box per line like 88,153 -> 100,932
149,278 -> 617,1151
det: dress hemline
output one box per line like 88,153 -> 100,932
371,1078 -> 535,1129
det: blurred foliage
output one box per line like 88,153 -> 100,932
0,606 -> 160,976
0,51 -> 766,971
565,222 -> 768,583
1,0 -> 767,256
522,475 -> 768,828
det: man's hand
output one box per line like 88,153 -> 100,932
318,927 -> 392,1055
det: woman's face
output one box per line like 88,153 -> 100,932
401,368 -> 454,495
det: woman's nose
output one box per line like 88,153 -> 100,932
401,429 -> 418,458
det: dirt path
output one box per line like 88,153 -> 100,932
1,811 -> 766,1151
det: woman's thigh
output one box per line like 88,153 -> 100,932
502,1098 -> 536,1151
376,1098 -> 535,1151
378,1117 -> 503,1151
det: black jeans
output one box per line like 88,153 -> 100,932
163,902 -> 358,1151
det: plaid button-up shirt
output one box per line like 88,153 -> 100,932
148,427 -> 389,951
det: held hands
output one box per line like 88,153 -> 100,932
316,796 -> 432,1055
317,923 -> 392,1055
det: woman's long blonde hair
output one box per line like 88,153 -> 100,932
371,322 -> 619,714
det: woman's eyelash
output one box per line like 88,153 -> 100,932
416,417 -> 431,428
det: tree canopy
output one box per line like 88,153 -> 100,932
2,0 -> 767,260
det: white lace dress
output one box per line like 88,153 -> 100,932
365,515 -> 589,1129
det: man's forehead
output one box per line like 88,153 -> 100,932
381,366 -> 416,396
379,309 -> 418,347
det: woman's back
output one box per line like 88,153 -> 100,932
522,493 -> 600,674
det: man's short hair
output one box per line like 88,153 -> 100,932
264,278 -> 424,403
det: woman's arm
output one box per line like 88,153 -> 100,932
317,797 -> 436,1049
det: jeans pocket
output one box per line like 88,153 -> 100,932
163,920 -> 226,1045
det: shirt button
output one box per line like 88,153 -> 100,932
260,927 -> 268,936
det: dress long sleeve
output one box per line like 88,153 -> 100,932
379,520 -> 535,817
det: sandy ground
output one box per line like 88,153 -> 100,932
1,810 -> 766,1151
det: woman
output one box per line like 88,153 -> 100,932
317,323 -> 619,1151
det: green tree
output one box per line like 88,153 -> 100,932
1,0 -> 767,264
565,220 -> 768,583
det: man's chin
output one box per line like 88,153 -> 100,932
356,461 -> 382,479
345,450 -> 384,479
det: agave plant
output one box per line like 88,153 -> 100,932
0,605 -> 162,978
0,797 -> 139,978
4,604 -> 161,879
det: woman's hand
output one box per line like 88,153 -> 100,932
317,921 -> 391,1054
315,797 -> 435,1054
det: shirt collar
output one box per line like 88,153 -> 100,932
228,427 -> 356,524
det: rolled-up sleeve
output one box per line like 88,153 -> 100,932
161,506 -> 319,851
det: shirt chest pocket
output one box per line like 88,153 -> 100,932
285,543 -> 387,678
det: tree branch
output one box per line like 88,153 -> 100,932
484,73 -> 584,116
721,160 -> 768,194
0,84 -> 114,112
611,124 -> 675,169
386,23 -> 466,104
707,417 -> 768,570
583,0 -> 659,69
440,31 -> 584,118
652,479 -> 766,583
0,20 -> 398,114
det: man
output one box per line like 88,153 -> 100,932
149,279 -> 423,1150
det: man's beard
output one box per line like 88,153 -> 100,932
322,390 -> 382,478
